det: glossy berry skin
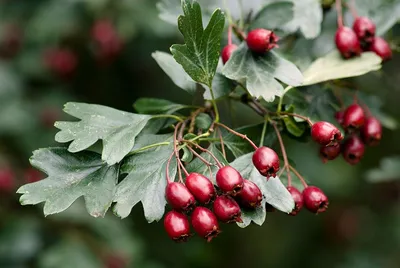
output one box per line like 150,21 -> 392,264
164,211 -> 191,242
185,173 -> 215,204
286,186 -> 303,216
352,17 -> 376,44
335,27 -> 361,58
252,146 -> 280,178
246,28 -> 279,53
320,143 -> 341,163
335,111 -> 344,125
213,195 -> 242,223
343,104 -> 365,131
302,186 -> 329,214
0,168 -> 14,192
236,179 -> 263,209
221,44 -> 238,64
342,135 -> 365,165
361,117 -> 382,146
216,166 -> 244,196
165,182 -> 196,213
369,37 -> 392,61
191,207 -> 220,242
311,121 -> 343,146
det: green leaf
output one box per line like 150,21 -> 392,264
302,51 -> 382,86
170,0 -> 225,87
54,102 -> 151,165
203,72 -> 235,100
282,112 -> 306,137
181,146 -> 194,162
365,156 -> 400,183
152,51 -> 197,94
134,97 -> 188,114
250,1 -> 294,30
222,43 -> 303,101
195,113 -> 212,129
113,139 -> 176,222
280,0 -> 323,39
17,148 -> 118,217
230,153 -> 294,227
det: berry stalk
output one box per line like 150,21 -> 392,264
270,120 -> 291,185
215,122 -> 258,150
183,139 -> 223,168
335,0 -> 344,28
289,165 -> 308,188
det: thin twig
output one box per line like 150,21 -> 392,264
165,151 -> 175,183
217,128 -> 227,159
289,165 -> 308,188
277,112 -> 313,126
335,0 -> 344,28
228,25 -> 232,45
346,0 -> 358,18
183,139 -> 223,168
215,122 -> 258,150
187,146 -> 213,166
270,120 -> 291,186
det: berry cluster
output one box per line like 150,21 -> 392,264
335,0 -> 392,61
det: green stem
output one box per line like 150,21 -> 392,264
277,86 -> 293,113
178,132 -> 211,150
127,142 -> 171,156
208,85 -> 220,123
223,0 -> 234,24
259,120 -> 268,147
238,0 -> 244,29
151,114 -> 184,122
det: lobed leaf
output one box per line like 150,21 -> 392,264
365,156 -> 400,183
250,1 -> 295,30
133,97 -> 188,115
17,148 -> 118,217
55,102 -> 151,165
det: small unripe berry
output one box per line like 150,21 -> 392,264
213,195 -> 242,223
302,186 -> 329,214
320,143 -> 341,163
335,27 -> 361,58
216,166 -> 244,196
361,117 -> 382,146
165,182 -> 196,213
185,173 -> 215,204
286,186 -> 303,216
191,207 -> 220,242
164,211 -> 191,242
342,135 -> 365,165
246,28 -> 279,53
311,121 -> 343,146
342,104 -> 365,131
352,17 -> 376,44
369,37 -> 392,61
236,179 -> 263,209
221,44 -> 238,64
252,146 -> 280,178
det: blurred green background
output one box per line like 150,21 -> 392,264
0,0 -> 400,267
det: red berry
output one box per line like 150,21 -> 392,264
252,146 -> 280,178
352,17 -> 376,44
361,117 -> 382,146
91,20 -> 123,62
369,37 -> 392,61
0,167 -> 15,192
24,168 -> 44,183
191,207 -> 220,242
45,49 -> 77,77
236,179 -> 262,209
216,166 -> 244,196
342,104 -> 365,131
213,195 -> 242,223
165,182 -> 196,213
185,173 -> 215,204
164,211 -> 191,242
302,186 -> 329,214
286,186 -> 303,216
342,135 -> 365,165
311,121 -> 343,146
320,143 -> 341,163
246,28 -> 279,53
335,111 -> 344,125
221,44 -> 238,64
335,27 -> 361,58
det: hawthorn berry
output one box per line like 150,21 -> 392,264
213,195 -> 242,223
185,173 -> 216,204
320,143 -> 341,163
342,135 -> 365,165
221,44 -> 238,64
352,17 -> 376,45
191,207 -> 220,242
216,166 -> 244,196
311,121 -> 343,146
369,37 -> 392,61
302,186 -> 329,214
45,49 -> 77,77
361,117 -> 382,146
286,186 -> 303,216
91,20 -> 123,62
0,167 -> 15,192
342,104 -> 365,131
335,111 -> 344,125
24,167 -> 44,183
252,146 -> 280,178
246,28 -> 279,54
164,211 -> 191,242
335,27 -> 361,58
236,179 -> 262,209
165,182 -> 196,213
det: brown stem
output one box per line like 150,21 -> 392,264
187,145 -> 213,166
231,23 -> 246,41
228,25 -> 233,45
346,0 -> 358,18
215,122 -> 258,150
335,0 -> 344,28
183,139 -> 223,168
289,165 -> 308,188
217,128 -> 227,159
188,108 -> 205,133
270,120 -> 291,185
278,112 -> 313,126
165,151 -> 175,183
